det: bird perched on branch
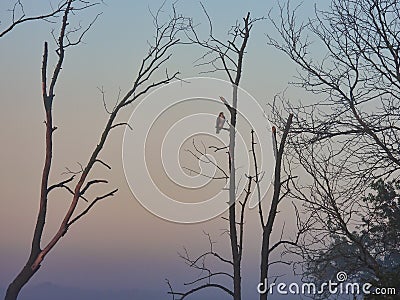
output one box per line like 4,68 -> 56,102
216,112 -> 226,134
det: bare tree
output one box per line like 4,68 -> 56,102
0,0 -> 92,38
4,2 -> 189,299
282,137 -> 400,298
267,0 -> 400,296
170,8 -> 268,300
268,0 -> 400,179
169,9 -> 259,300
167,9 -> 261,300
256,113 -> 303,300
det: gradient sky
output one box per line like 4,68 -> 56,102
0,1 -> 324,299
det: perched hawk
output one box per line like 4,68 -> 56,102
215,112 -> 226,134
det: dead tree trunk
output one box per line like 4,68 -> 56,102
259,114 -> 293,300
228,84 -> 241,300
6,2 -> 70,295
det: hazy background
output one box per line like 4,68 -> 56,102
0,0 -> 322,299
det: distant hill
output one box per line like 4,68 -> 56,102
1,282 -> 237,300
1,282 -> 167,300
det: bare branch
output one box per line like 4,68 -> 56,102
168,283 -> 234,299
67,188 -> 118,227
94,159 -> 111,170
0,0 -> 72,38
47,175 -> 75,193
110,122 -> 133,131
80,179 -> 108,196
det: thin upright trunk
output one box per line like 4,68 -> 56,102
229,84 -> 241,300
5,41 -> 55,300
5,4 -> 72,297
259,114 -> 293,300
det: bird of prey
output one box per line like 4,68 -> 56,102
216,112 -> 226,134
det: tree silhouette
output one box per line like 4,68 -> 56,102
4,1 -> 189,299
268,0 -> 400,297
169,8 -> 262,300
